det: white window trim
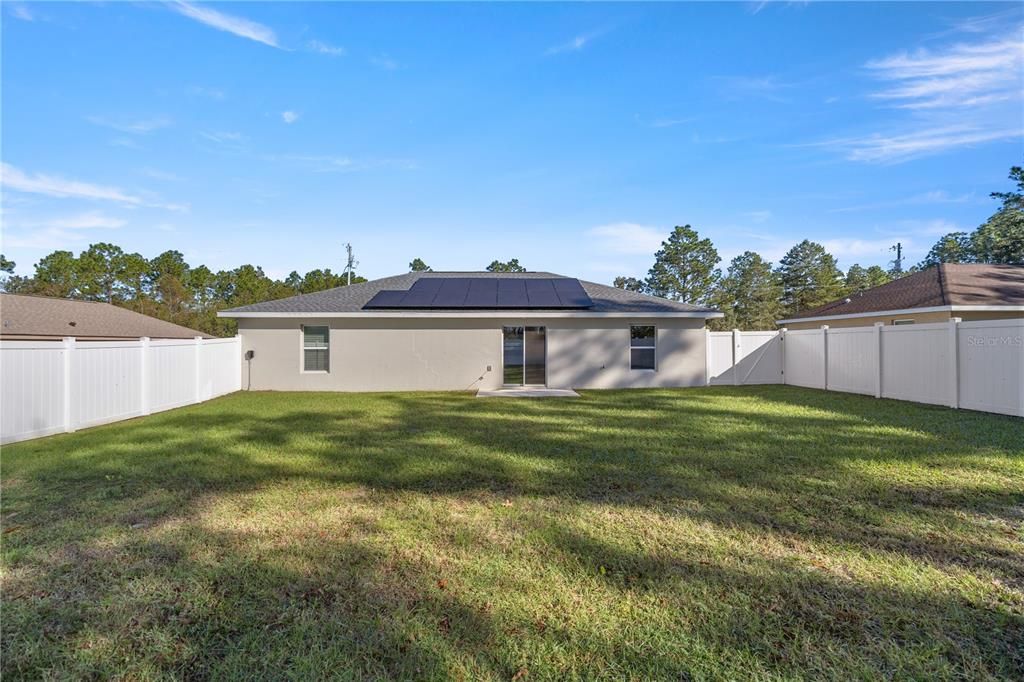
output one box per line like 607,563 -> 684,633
300,324 -> 331,374
629,324 -> 657,372
891,319 -> 915,326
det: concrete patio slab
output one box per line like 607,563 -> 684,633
476,387 -> 580,398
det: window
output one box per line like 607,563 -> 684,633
892,319 -> 915,326
302,326 -> 329,372
630,325 -> 656,370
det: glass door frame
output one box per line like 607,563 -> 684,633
501,324 -> 547,387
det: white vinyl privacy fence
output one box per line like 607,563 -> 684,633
707,319 -> 1023,417
1,336 -> 241,444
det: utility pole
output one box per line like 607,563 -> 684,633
343,243 -> 358,285
890,242 -> 903,276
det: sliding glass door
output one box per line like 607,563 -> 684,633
502,326 -> 546,386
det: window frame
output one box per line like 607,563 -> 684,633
300,324 -> 331,374
891,319 -> 916,326
629,324 -> 657,371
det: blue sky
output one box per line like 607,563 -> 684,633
2,1 -> 1021,283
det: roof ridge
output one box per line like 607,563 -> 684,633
0,292 -> 113,305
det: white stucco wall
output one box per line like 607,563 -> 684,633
237,316 -> 708,392
546,318 -> 707,389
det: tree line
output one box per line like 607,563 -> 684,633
0,247 -> 368,337
2,165 -> 1018,335
612,164 -> 1023,330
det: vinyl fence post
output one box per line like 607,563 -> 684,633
779,328 -> 787,385
948,317 -> 961,409
194,336 -> 203,404
140,337 -> 151,416
732,329 -> 741,386
873,323 -> 883,399
236,334 -> 243,392
821,325 -> 829,391
62,336 -> 76,433
704,327 -> 711,386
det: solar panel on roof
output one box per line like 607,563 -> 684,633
465,278 -> 498,307
402,278 -> 444,306
361,277 -> 593,309
496,279 -> 529,307
525,279 -> 560,306
552,279 -> 591,307
433,278 -> 471,307
364,290 -> 408,308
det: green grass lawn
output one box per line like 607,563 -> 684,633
2,387 -> 1022,680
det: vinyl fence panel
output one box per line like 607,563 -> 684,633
148,339 -> 201,412
957,320 -> 1024,417
706,332 -> 738,385
706,331 -> 784,386
880,323 -> 953,407
0,341 -> 67,443
1,336 -> 241,444
71,341 -> 145,429
199,337 -> 243,400
825,326 -> 877,396
735,332 -> 783,385
783,329 -> 826,389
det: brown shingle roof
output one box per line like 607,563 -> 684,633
782,263 -> 1024,321
0,294 -> 215,340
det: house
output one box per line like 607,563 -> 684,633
778,263 -> 1024,330
219,271 -> 722,391
0,293 -> 214,340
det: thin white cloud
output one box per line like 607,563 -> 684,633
821,125 -> 1021,164
547,35 -> 589,55
8,3 -> 33,21
649,117 -> 696,129
829,190 -> 971,213
588,223 -> 665,255
87,116 -> 172,134
109,137 -> 144,150
187,85 -> 226,100
48,212 -> 127,230
0,163 -> 186,212
742,210 -> 773,223
820,237 -> 914,260
545,30 -> 605,56
199,131 -> 245,144
3,212 -> 126,249
270,154 -> 417,173
370,55 -> 400,70
281,111 -> 300,124
140,167 -> 184,182
2,163 -> 145,205
169,1 -> 279,48
307,40 -> 345,56
714,74 -> 794,101
866,31 -> 1024,109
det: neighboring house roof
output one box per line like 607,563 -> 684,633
0,293 -> 215,339
220,272 -> 721,317
778,263 -> 1024,324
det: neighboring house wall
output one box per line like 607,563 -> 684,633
237,316 -> 707,391
784,309 -> 1023,330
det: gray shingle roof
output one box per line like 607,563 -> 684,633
220,272 -> 720,315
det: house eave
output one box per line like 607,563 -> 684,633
219,310 -> 724,319
775,305 -> 1024,326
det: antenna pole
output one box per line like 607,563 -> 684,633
890,242 -> 903,275
343,243 -> 358,285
